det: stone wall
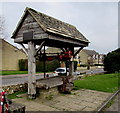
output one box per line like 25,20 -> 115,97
2,83 -> 28,94
38,87 -> 59,99
2,83 -> 59,99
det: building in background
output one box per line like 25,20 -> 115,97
0,39 -> 27,70
45,47 -> 105,66
75,49 -> 104,65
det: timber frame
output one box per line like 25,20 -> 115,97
11,7 -> 89,99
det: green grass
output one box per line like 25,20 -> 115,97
0,71 -> 28,75
0,70 -> 49,75
7,91 -> 26,99
74,73 -> 119,93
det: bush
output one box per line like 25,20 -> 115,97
36,60 -> 60,72
80,64 -> 87,67
104,48 -> 120,73
19,59 -> 60,72
19,59 -> 28,71
94,64 -> 104,66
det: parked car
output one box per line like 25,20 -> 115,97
53,67 -> 81,76
53,67 -> 69,76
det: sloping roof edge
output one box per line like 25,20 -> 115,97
0,39 -> 26,54
12,7 -> 89,43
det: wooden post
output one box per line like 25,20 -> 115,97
28,41 -> 36,99
44,44 -> 46,78
69,61 -> 74,76
69,47 -> 74,76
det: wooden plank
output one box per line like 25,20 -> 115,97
15,13 -> 47,40
34,34 -> 48,39
14,37 -> 23,42
49,35 -> 86,47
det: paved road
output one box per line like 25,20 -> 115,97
1,73 -> 53,86
1,68 -> 105,86
105,93 -> 120,112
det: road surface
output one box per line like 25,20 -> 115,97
1,68 -> 105,86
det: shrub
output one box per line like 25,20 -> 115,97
19,59 -> 60,72
104,48 -> 120,73
80,64 -> 87,67
94,64 -> 104,66
19,59 -> 28,71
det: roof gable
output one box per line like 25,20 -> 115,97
83,49 -> 99,56
12,7 -> 89,43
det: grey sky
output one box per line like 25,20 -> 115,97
1,2 -> 118,54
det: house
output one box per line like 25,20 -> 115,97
44,47 -> 104,66
75,49 -> 104,65
0,39 -> 27,70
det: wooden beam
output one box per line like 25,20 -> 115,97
20,43 -> 28,56
34,41 -> 45,57
28,41 -> 36,99
60,48 -> 65,52
73,47 -> 83,58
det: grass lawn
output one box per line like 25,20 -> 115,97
7,91 -> 26,99
0,70 -> 28,75
0,70 -> 51,75
74,73 -> 119,93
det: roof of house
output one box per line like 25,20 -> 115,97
83,49 -> 99,56
0,38 -> 26,54
12,7 -> 89,43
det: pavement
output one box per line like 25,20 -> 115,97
13,89 -> 112,111
105,93 -> 120,112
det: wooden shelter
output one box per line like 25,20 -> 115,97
11,7 -> 89,99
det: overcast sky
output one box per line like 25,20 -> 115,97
0,2 -> 118,54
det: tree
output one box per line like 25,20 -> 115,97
0,16 -> 7,39
104,48 -> 120,73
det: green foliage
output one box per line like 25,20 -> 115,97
80,64 -> 88,67
74,73 -> 119,93
1,71 -> 28,75
19,59 -> 60,72
94,64 -> 104,66
19,59 -> 28,71
7,91 -> 26,99
45,94 -> 53,100
36,60 -> 60,72
104,48 -> 120,73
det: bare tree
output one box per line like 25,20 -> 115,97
0,16 -> 7,39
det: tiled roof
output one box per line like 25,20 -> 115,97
83,49 -> 99,56
12,7 -> 89,43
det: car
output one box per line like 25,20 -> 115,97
53,67 -> 69,76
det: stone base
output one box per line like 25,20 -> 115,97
38,87 -> 59,99
28,94 -> 36,99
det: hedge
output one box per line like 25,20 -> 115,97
19,59 -> 78,72
19,59 -> 28,71
19,59 -> 60,72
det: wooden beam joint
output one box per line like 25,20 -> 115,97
34,41 -> 45,57
19,43 -> 28,56
73,47 -> 84,58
